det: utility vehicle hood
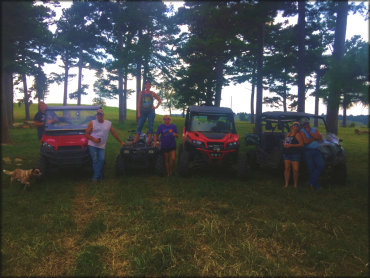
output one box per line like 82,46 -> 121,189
42,134 -> 88,150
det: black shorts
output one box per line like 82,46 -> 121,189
161,147 -> 176,153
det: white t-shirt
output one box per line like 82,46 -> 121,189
88,119 -> 112,149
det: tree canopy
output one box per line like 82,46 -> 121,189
1,0 -> 368,142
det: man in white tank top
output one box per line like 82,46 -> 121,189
85,109 -> 125,182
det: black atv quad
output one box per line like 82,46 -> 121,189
115,131 -> 166,176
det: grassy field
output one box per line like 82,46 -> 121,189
1,103 -> 369,276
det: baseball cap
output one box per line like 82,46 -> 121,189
292,121 -> 300,127
97,109 -> 104,115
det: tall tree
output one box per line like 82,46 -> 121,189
297,0 -> 306,112
63,2 -> 104,106
1,2 -> 54,129
326,1 -> 349,135
54,8 -> 80,106
174,2 -> 243,107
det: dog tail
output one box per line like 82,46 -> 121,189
3,170 -> 13,175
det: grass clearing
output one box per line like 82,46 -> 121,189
1,103 -> 369,276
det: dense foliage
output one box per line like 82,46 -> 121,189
1,1 -> 368,142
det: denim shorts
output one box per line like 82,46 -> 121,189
283,153 -> 301,162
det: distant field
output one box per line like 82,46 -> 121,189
1,103 -> 369,276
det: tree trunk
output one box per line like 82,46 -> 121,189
6,72 -> 13,125
283,76 -> 287,112
255,22 -> 265,135
342,103 -> 347,127
326,1 -> 348,135
23,74 -> 30,120
136,60 -> 141,123
214,59 -> 223,107
205,85 -> 213,106
314,70 -> 320,127
342,92 -> 350,127
250,65 -> 255,124
297,0 -> 306,112
1,70 -> 12,143
77,60 -> 82,105
63,65 -> 69,106
123,73 -> 127,121
118,68 -> 124,123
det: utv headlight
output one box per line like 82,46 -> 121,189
192,140 -> 204,148
227,141 -> 239,147
42,143 -> 55,152
123,150 -> 130,154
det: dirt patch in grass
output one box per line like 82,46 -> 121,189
36,181 -> 106,275
72,182 -> 98,231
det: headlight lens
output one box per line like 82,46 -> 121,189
192,140 -> 205,148
227,141 -> 239,147
42,142 -> 55,151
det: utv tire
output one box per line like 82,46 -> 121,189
332,162 -> 347,186
38,156 -> 48,177
115,154 -> 125,176
236,153 -> 249,179
178,146 -> 190,177
155,153 -> 166,176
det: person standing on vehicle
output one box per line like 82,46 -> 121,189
33,101 -> 58,140
154,115 -> 178,176
300,121 -> 325,189
85,109 -> 125,182
133,82 -> 162,145
283,122 -> 304,188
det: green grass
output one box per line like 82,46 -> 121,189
1,103 -> 369,276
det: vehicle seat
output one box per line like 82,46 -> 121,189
212,121 -> 227,132
260,132 -> 284,152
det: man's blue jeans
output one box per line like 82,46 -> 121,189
304,148 -> 325,189
136,109 -> 155,135
88,145 -> 105,181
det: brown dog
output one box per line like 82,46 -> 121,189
354,129 -> 370,135
3,168 -> 42,189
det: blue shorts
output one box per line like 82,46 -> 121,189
283,153 -> 301,162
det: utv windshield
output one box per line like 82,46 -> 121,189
190,113 -> 235,133
45,108 -> 97,131
262,116 -> 328,135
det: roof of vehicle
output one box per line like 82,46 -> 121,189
262,111 -> 324,120
188,105 -> 234,114
45,105 -> 101,111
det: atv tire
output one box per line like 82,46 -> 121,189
178,145 -> 190,177
115,154 -> 125,176
236,153 -> 249,179
155,153 -> 166,176
38,155 -> 48,177
332,162 -> 347,186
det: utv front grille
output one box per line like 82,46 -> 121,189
207,142 -> 224,150
58,146 -> 84,151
